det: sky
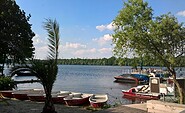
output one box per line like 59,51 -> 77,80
15,0 -> 185,59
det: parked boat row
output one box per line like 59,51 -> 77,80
0,89 -> 108,108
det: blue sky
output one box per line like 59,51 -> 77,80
15,0 -> 185,59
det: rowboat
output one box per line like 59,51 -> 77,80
64,93 -> 93,106
0,90 -> 14,98
28,93 -> 45,102
12,89 -> 43,100
51,91 -> 71,104
28,91 -> 71,103
89,94 -> 108,108
122,86 -> 160,100
27,90 -> 45,102
12,90 -> 31,100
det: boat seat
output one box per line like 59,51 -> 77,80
91,98 -> 105,103
72,97 -> 82,99
58,91 -> 71,96
69,93 -> 82,98
94,95 -> 105,99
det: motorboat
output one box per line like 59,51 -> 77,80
122,85 -> 160,100
114,74 -> 149,84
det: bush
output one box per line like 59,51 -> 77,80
0,76 -> 15,90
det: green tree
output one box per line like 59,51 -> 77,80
113,0 -> 185,104
0,76 -> 15,90
11,19 -> 60,113
0,0 -> 35,74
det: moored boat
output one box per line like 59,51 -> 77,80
12,90 -> 30,100
28,93 -> 45,102
28,90 -> 71,103
27,90 -> 45,102
64,93 -> 92,106
114,74 -> 138,83
0,90 -> 14,98
114,74 -> 149,84
122,86 -> 160,100
51,91 -> 71,104
12,89 -> 43,100
89,94 -> 108,108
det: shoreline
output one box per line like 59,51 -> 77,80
0,98 -> 147,113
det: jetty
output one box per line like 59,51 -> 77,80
14,79 -> 40,84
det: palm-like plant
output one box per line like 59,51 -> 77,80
11,19 -> 60,113
34,19 -> 59,113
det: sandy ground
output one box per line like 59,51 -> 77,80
0,99 -> 147,113
95,104 -> 147,113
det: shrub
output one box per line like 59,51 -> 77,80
0,76 -> 15,90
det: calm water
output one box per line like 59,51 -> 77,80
13,65 -> 142,104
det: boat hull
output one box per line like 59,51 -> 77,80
0,90 -> 13,98
114,76 -> 138,83
13,93 -> 29,100
51,91 -> 72,104
28,94 -> 45,102
122,90 -> 160,100
64,93 -> 92,106
89,94 -> 108,108
65,97 -> 90,106
90,101 -> 106,108
52,96 -> 65,104
114,74 -> 149,84
12,89 -> 43,100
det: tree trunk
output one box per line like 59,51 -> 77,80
41,87 -> 56,113
171,69 -> 185,104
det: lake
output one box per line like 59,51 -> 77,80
13,65 -> 147,105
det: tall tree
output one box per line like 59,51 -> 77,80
113,0 -> 185,104
0,0 -> 35,72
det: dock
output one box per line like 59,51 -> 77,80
14,79 -> 41,84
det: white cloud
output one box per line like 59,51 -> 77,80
96,22 -> 115,31
177,10 -> 185,17
34,45 -> 48,59
63,42 -> 86,49
98,48 -> 112,53
32,34 -> 45,45
32,34 -> 48,59
32,34 -> 113,59
93,34 -> 113,45
74,48 -> 96,56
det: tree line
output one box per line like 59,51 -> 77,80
57,56 -> 185,67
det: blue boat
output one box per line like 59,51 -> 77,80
114,73 -> 149,84
131,74 -> 149,84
